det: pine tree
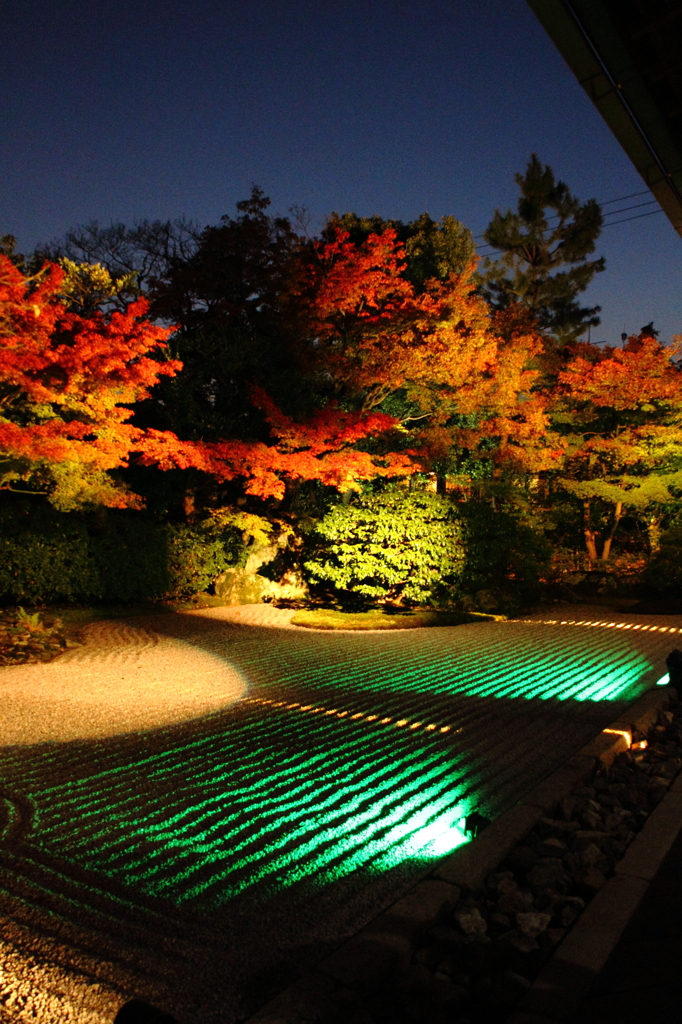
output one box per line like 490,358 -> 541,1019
481,154 -> 605,343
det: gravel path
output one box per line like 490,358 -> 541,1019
0,602 -> 681,1024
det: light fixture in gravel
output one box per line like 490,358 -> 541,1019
666,649 -> 682,695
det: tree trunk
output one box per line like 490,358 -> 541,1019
436,474 -> 447,496
583,498 -> 598,562
600,501 -> 623,561
647,515 -> 663,556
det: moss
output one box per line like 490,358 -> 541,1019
291,607 -> 503,630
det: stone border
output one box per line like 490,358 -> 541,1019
243,687 -> 672,1024
508,715 -> 682,1022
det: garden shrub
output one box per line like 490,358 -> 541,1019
0,499 -> 243,605
456,500 -> 551,612
0,509 -> 100,604
303,490 -> 465,607
644,526 -> 682,593
164,521 -> 242,599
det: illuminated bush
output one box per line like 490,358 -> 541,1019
303,490 -> 465,607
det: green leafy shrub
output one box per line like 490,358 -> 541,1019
456,500 -> 551,613
303,490 -> 465,607
0,500 -> 244,605
164,521 -> 242,599
0,510 -> 100,604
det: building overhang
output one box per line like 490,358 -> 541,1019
527,0 -> 682,240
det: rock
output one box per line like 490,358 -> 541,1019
573,830 -> 610,850
451,973 -> 471,990
648,781 -> 668,805
557,892 -> 585,917
496,877 -> 520,895
539,927 -> 566,950
577,867 -> 606,891
537,836 -> 568,858
486,871 -> 515,889
526,858 -> 569,890
394,964 -> 433,995
488,912 -> 511,931
580,808 -> 603,829
498,889 -> 532,915
559,904 -> 579,927
510,933 -> 539,953
539,816 -> 579,836
579,842 -> 603,867
515,912 -> 552,938
532,887 -> 562,912
454,907 -> 487,937
423,925 -> 463,949
441,984 -> 469,1010
559,794 -> 581,820
214,566 -> 308,605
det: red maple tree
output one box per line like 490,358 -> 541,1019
0,255 -> 180,507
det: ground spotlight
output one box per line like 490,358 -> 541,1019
666,650 -> 682,696
464,810 -> 492,838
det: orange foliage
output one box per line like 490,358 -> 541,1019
140,389 -> 415,501
301,230 -> 561,476
0,255 -> 180,505
556,332 -> 682,476
559,334 -> 682,411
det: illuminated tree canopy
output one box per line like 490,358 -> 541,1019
5,167 -> 681,610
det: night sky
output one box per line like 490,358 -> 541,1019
3,0 -> 681,343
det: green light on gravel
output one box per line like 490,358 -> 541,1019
1,620 -> 663,912
23,707 -> 478,906
375,806 -> 469,867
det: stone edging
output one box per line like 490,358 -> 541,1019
243,687 -> 671,1024
508,708 -> 682,1022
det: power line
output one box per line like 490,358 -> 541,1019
473,188 -> 658,243
601,207 -> 665,228
475,202 -> 665,256
602,199 -> 658,218
476,206 -> 666,258
476,198 -> 657,249
600,189 -> 651,207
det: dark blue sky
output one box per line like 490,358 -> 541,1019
3,0 -> 681,343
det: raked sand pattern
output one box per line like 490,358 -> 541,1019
0,618 -> 248,745
0,603 -> 681,1023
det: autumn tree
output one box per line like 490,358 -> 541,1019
126,187 -> 315,451
24,195 -> 563,513
322,210 -> 476,291
481,154 -> 605,344
553,327 -> 682,561
297,226 -> 560,487
0,255 -> 180,509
